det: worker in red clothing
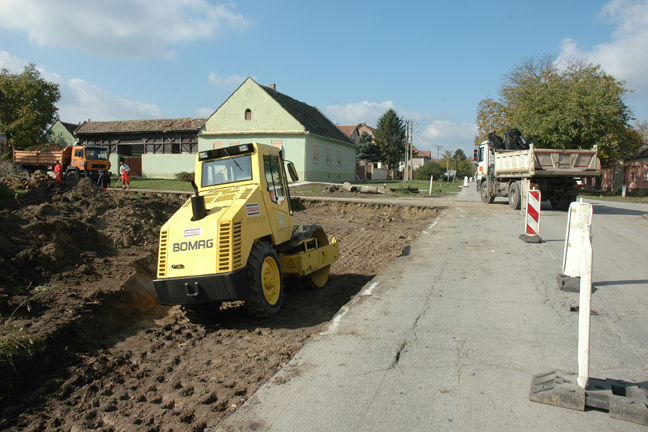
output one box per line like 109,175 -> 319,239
54,160 -> 63,181
119,161 -> 131,190
97,169 -> 111,191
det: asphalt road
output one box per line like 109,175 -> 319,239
217,185 -> 648,431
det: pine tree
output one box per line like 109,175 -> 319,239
373,109 -> 406,171
357,131 -> 381,161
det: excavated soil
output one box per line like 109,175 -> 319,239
0,178 -> 439,431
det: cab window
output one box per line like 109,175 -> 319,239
201,155 -> 252,187
264,155 -> 285,206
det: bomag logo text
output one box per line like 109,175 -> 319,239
173,239 -> 214,252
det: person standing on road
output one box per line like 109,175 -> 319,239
119,161 -> 131,190
54,160 -> 63,181
97,169 -> 111,191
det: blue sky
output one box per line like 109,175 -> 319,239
2,0 -> 648,156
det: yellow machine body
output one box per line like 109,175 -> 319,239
153,143 -> 339,311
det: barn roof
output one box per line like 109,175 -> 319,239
76,118 -> 207,134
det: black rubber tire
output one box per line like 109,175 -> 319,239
508,182 -> 521,210
245,241 -> 283,318
480,181 -> 494,204
66,171 -> 79,184
554,195 -> 575,211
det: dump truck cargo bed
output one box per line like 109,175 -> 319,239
493,145 -> 600,178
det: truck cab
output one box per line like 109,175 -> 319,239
66,145 -> 110,182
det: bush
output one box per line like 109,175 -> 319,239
175,172 -> 194,182
0,182 -> 16,208
414,161 -> 445,180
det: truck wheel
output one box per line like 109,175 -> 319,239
554,196 -> 575,211
508,182 -> 521,210
480,182 -> 494,204
66,171 -> 79,184
245,241 -> 283,318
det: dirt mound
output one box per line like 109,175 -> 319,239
23,143 -> 67,152
0,177 -> 184,291
0,183 -> 440,431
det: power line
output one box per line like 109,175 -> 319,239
434,145 -> 443,161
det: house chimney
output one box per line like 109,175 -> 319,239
270,83 -> 276,91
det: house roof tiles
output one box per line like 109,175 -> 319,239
76,117 -> 207,134
337,125 -> 357,138
259,84 -> 355,146
61,121 -> 79,135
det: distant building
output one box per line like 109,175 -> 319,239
338,122 -> 377,146
625,145 -> 648,191
44,120 -> 79,147
199,78 -> 357,182
601,144 -> 648,192
76,118 -> 206,177
412,148 -> 432,170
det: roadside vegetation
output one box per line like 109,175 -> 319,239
578,189 -> 648,204
110,176 -> 194,191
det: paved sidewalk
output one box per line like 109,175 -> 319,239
216,185 -> 647,431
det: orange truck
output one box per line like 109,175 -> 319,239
13,145 -> 111,182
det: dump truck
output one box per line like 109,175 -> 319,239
153,143 -> 340,317
475,129 -> 601,210
13,145 -> 111,182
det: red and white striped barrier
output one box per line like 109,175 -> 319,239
520,189 -> 542,243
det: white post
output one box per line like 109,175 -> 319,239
577,223 -> 593,389
463,176 -> 468,187
429,175 -> 434,195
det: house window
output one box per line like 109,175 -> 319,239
213,141 -> 223,149
313,144 -> 319,164
245,109 -> 251,120
271,140 -> 282,149
231,141 -> 240,147
326,146 -> 331,165
337,149 -> 342,166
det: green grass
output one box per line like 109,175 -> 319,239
0,285 -> 49,374
578,189 -> 648,204
355,179 -> 463,195
0,185 -> 25,209
114,177 -> 193,191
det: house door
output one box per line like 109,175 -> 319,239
123,157 -> 142,177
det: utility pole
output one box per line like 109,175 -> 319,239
434,145 -> 443,161
401,119 -> 417,181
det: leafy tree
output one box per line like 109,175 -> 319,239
357,131 -> 381,161
475,54 -> 639,164
457,158 -> 475,177
0,64 -> 60,153
453,148 -> 467,161
373,108 -> 406,172
413,160 -> 444,180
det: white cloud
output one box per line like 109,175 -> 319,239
208,72 -> 247,88
57,78 -> 165,122
418,120 -> 478,157
0,50 -> 165,122
322,100 -> 397,126
0,0 -> 251,59
322,100 -> 474,154
193,107 -> 214,117
0,50 -> 26,72
558,0 -> 648,100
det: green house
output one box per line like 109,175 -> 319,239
44,120 -> 79,147
199,78 -> 357,182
